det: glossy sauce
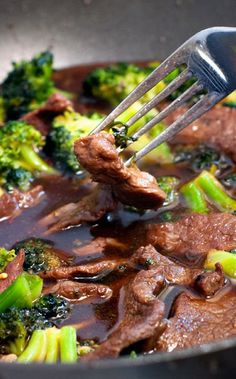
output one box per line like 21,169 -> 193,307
0,63 -> 235,345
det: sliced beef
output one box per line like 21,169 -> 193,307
0,250 -> 25,293
156,290 -> 236,352
74,132 -> 166,209
73,237 -> 128,257
194,263 -> 225,297
147,213 -> 236,266
132,245 -> 202,286
39,184 -> 117,234
0,186 -> 44,222
83,269 -> 165,360
43,280 -> 112,301
113,165 -> 166,209
133,245 -> 224,297
83,244 -> 224,360
40,257 -> 128,280
167,106 -> 236,161
22,93 -> 72,135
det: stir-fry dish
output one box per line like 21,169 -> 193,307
0,52 -> 236,363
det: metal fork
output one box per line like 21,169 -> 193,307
91,27 -> 236,165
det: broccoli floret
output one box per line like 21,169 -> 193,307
13,237 -> 67,274
83,62 -> 166,106
0,248 -> 16,273
33,294 -> 71,322
4,168 -> 34,192
0,294 -> 71,356
48,110 -> 104,173
112,124 -> 137,148
0,120 -> 56,190
1,51 -> 55,120
174,144 -> 232,173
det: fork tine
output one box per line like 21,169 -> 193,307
125,91 -> 224,166
132,81 -> 204,140
126,69 -> 192,128
91,53 -> 184,135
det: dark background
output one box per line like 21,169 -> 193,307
0,0 -> 235,80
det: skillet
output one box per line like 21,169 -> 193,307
0,0 -> 236,377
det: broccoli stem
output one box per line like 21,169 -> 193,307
180,181 -> 209,213
60,326 -> 77,363
0,187 -> 4,198
45,328 -> 60,363
52,88 -> 74,100
0,273 -> 43,312
20,145 -> 57,174
195,170 -> 236,211
204,249 -> 236,278
9,336 -> 26,356
17,330 -> 47,363
26,273 -> 43,302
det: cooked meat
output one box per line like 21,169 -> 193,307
73,237 -> 128,257
194,263 -> 225,297
156,290 -> 236,352
0,186 -> 44,222
147,213 -> 236,266
43,280 -> 112,301
39,184 -> 117,234
113,165 -> 166,209
22,93 -> 72,135
40,257 -> 128,280
132,245 -> 202,286
83,244 -> 222,360
74,132 -> 128,184
167,106 -> 236,161
74,132 -> 166,209
133,245 -> 224,296
83,269 -> 165,360
0,250 -> 25,293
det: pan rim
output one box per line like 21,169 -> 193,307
0,334 -> 236,370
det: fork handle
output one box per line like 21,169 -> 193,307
198,27 -> 236,92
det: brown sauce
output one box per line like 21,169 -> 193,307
0,63 -> 235,347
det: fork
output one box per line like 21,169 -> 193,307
91,27 -> 236,165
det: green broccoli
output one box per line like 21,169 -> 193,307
1,51 -> 55,120
48,110 -> 104,173
180,170 -> 236,213
0,272 -> 43,313
163,65 -> 197,101
222,90 -> 236,108
49,103 -> 173,174
0,247 -> 16,273
174,144 -> 232,173
156,176 -> 179,206
33,294 -> 71,322
0,97 -> 6,125
17,325 -> 77,363
4,168 -> 34,192
13,238 -> 68,274
0,294 -> 71,356
83,62 -> 166,106
0,120 -> 56,191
